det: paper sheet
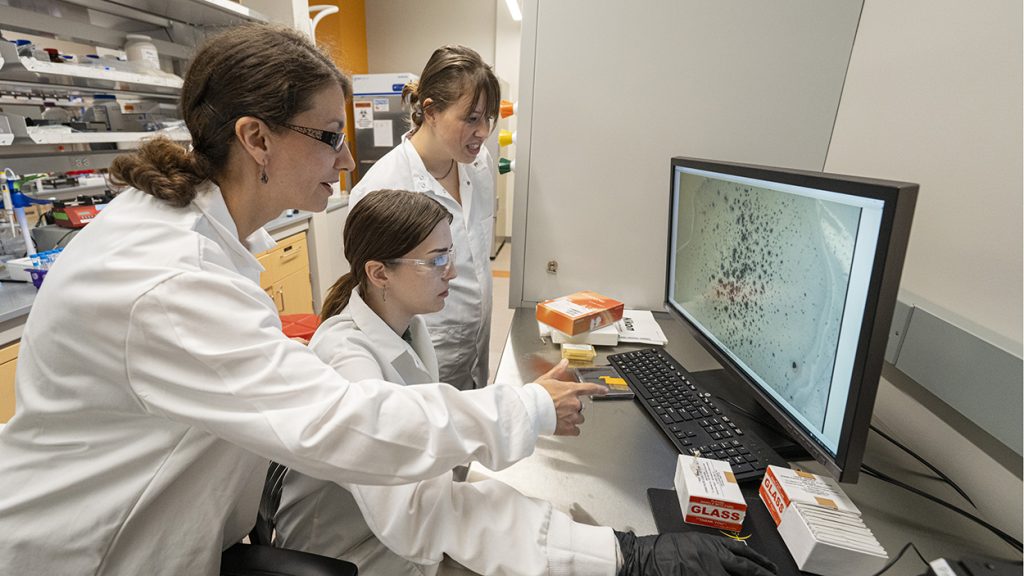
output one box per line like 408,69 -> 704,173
373,120 -> 393,147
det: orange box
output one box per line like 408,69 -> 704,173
536,290 -> 624,336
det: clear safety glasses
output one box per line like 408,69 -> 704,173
386,248 -> 456,274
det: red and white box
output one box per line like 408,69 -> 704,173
674,455 -> 747,532
759,466 -> 888,576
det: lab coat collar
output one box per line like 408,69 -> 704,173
191,181 -> 275,269
346,288 -> 439,383
400,135 -> 488,206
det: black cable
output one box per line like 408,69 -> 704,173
861,463 -> 1022,552
870,541 -> 930,576
53,229 -> 77,248
869,424 -> 975,507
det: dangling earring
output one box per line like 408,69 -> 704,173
382,285 -> 388,302
259,165 -> 269,184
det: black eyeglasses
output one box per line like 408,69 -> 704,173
281,122 -> 347,152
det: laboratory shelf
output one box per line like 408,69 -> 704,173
19,126 -> 190,145
0,42 -> 183,96
120,0 -> 269,26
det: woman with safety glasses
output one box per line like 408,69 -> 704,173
272,189 -> 779,576
0,25 -> 606,575
350,45 -> 501,391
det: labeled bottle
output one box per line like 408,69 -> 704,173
124,34 -> 160,71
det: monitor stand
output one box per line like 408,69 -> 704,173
691,369 -> 810,461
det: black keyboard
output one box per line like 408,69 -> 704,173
607,347 -> 779,483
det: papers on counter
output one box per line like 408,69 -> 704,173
538,309 -> 668,346
614,309 -> 668,345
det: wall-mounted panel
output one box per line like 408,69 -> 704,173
514,0 -> 863,308
824,0 -> 1023,349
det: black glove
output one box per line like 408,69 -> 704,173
615,530 -> 778,576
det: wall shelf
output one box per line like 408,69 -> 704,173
0,42 -> 183,96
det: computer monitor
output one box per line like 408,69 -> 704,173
666,157 -> 917,482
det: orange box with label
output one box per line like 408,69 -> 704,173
536,290 -> 624,336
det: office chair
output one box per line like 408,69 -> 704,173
220,462 -> 358,576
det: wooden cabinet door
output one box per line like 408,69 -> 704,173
0,342 -> 20,423
278,270 -> 314,315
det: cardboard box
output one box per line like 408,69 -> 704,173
776,506 -> 888,576
759,466 -> 888,576
674,455 -> 747,532
759,465 -> 860,525
536,291 -> 624,336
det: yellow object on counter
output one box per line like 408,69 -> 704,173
560,343 -> 596,363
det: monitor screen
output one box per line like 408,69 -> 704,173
666,157 -> 917,482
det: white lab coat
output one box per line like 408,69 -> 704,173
275,289 -> 618,576
351,136 -> 494,390
0,183 -> 557,576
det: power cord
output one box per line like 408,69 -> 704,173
54,229 -> 77,248
861,463 -> 1022,552
870,542 -> 930,576
869,424 -> 975,507
715,395 -> 977,509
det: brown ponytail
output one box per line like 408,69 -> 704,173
320,190 -> 453,321
108,138 -> 208,207
109,24 -> 351,205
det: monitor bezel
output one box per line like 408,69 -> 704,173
665,156 -> 918,482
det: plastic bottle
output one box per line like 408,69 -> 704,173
124,34 -> 160,71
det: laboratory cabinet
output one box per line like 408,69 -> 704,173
0,340 -> 18,423
258,231 -> 314,316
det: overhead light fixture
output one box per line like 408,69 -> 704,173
505,0 -> 522,22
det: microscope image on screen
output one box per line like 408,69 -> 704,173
673,175 -> 862,430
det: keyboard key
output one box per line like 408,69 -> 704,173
732,462 -> 754,475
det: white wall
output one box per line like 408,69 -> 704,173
365,0 -> 496,74
824,0 -> 1023,351
512,0 -> 863,308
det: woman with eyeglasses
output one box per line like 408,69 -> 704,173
0,25 -> 605,575
350,45 -> 501,391
272,189 -> 779,576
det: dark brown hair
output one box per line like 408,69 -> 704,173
109,24 -> 351,207
401,45 -> 500,132
321,190 -> 453,320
